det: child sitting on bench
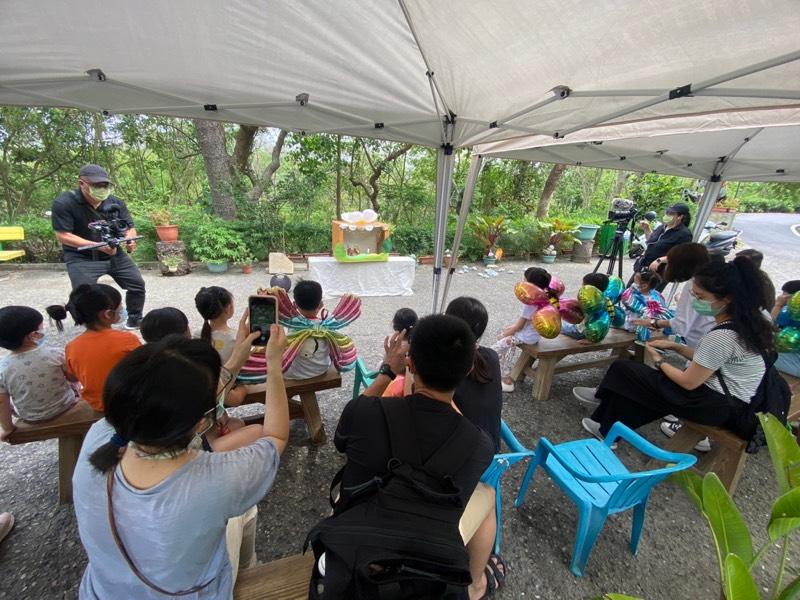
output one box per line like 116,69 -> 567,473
621,270 -> 672,342
284,280 -> 332,379
195,286 -> 237,363
0,306 -> 79,441
382,307 -> 418,398
140,307 -> 191,342
561,272 -> 610,341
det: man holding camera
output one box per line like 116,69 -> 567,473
51,164 -> 145,330
632,202 -> 692,286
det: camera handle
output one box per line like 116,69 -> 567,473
77,234 -> 143,252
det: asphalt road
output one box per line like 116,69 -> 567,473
733,212 -> 800,285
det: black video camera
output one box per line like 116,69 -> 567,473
78,217 -> 143,252
607,198 -> 637,225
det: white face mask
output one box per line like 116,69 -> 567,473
90,186 -> 111,201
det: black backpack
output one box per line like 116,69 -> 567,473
304,398 -> 479,599
713,323 -> 791,451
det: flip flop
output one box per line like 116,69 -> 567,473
487,553 -> 506,592
478,563 -> 497,599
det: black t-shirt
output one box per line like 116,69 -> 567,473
641,224 -> 692,266
453,347 -> 503,453
334,393 -> 494,506
51,189 -> 135,261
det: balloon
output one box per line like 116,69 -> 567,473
578,285 -> 604,313
776,306 -> 793,329
584,310 -> 610,343
610,303 -> 626,328
789,291 -> 800,321
270,274 -> 292,291
515,281 -> 549,306
533,305 -> 561,339
776,326 -> 800,353
548,275 -> 565,298
604,276 -> 624,303
559,298 -> 584,325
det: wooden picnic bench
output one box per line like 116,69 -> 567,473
234,553 -> 313,600
6,400 -> 102,504
0,226 -> 25,262
243,366 -> 342,445
510,329 -> 637,400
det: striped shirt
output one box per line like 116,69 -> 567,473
694,327 -> 765,403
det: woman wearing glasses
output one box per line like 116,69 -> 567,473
72,319 -> 289,599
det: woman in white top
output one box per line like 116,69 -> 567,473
580,255 -> 771,442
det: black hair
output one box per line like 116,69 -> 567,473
681,212 -> 692,228
582,273 -> 609,292
524,266 -> 551,289
294,280 -> 323,312
409,314 -> 476,392
48,284 -> 121,329
693,255 -> 774,355
0,306 -> 43,350
637,270 -> 662,290
445,297 -> 493,385
736,248 -> 764,270
194,286 -> 233,342
89,337 -> 221,473
663,243 -> 710,283
392,308 -> 418,335
141,308 -> 190,343
782,280 -> 800,295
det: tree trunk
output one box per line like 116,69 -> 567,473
613,170 -> 629,197
194,119 -> 237,220
232,125 -> 259,185
349,142 -> 412,214
537,163 -> 566,219
248,129 -> 288,202
335,134 -> 342,219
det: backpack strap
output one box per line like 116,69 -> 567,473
380,397 -> 423,467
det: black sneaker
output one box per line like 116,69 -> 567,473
125,316 -> 142,330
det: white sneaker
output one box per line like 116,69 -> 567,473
0,512 -> 14,544
660,421 -> 711,452
501,381 -> 515,393
694,437 -> 711,452
572,387 -> 600,407
581,418 -> 617,450
663,414 -> 680,423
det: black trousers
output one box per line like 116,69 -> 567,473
65,252 -> 146,318
591,359 -> 741,436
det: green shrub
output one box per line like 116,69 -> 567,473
5,215 -> 62,263
189,217 -> 249,263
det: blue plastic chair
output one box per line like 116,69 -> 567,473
515,422 -> 696,576
352,358 -> 378,400
479,420 -> 536,554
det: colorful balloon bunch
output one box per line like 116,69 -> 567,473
621,287 -> 674,342
514,275 -> 583,339
576,276 -> 626,343
775,291 -> 800,353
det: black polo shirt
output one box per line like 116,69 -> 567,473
51,189 -> 135,261
641,223 -> 692,266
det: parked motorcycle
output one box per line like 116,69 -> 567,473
699,220 -> 741,256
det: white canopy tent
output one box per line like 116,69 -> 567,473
2,0 -> 800,310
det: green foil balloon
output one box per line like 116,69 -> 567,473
604,276 -> 624,303
578,285 -> 604,313
788,292 -> 800,322
584,310 -> 610,343
776,326 -> 800,353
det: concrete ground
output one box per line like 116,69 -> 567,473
0,253 -> 792,599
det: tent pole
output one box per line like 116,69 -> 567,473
431,146 -> 455,313
439,153 -> 484,312
692,176 -> 724,241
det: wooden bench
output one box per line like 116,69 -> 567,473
243,367 -> 342,445
234,553 -> 314,600
510,329 -> 637,400
6,400 -> 103,503
0,226 -> 25,262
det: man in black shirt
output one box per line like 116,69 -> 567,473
334,315 -> 497,598
50,164 -> 146,329
632,202 -> 693,289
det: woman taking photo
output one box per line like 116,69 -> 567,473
580,255 -> 771,442
72,323 -> 289,599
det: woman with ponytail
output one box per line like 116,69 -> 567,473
72,324 -> 289,599
579,255 -> 772,444
194,286 -> 236,362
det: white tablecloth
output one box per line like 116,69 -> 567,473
307,256 -> 415,297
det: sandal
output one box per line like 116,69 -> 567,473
486,553 -> 506,592
478,564 -> 497,599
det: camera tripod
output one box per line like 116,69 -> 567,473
593,220 -> 634,278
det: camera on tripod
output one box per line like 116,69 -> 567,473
607,198 -> 638,226
78,215 -> 143,252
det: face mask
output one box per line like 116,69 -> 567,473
691,298 -> 724,317
90,186 -> 111,201
215,395 -> 226,420
35,333 -> 46,347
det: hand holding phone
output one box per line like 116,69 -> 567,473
248,295 -> 278,346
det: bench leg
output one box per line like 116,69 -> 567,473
531,357 -> 557,401
58,434 -> 84,504
696,441 -> 747,495
299,391 -> 326,445
510,350 -> 534,383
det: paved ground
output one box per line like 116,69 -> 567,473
734,212 -> 800,286
0,256 -> 793,599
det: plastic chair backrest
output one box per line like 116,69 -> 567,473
500,419 -> 528,453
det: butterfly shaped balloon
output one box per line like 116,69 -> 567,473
775,291 -> 800,353
577,275 -> 626,343
621,286 -> 674,342
514,275 -> 583,339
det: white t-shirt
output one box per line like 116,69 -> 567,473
0,346 -> 77,422
284,336 -> 331,380
694,327 -> 766,403
194,327 -> 237,363
515,304 -> 541,345
670,284 -> 715,348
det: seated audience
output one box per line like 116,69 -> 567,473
773,280 -> 800,378
381,307 -> 418,398
736,248 -> 776,311
50,284 -> 140,412
195,286 -> 237,363
284,280 -> 331,379
140,307 -> 191,343
621,271 -> 671,342
561,272 -> 610,340
0,306 -> 79,441
72,325 -> 289,598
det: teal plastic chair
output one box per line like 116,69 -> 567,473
515,422 -> 696,576
479,420 -> 536,554
352,358 -> 378,400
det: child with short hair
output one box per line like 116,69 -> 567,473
140,307 -> 191,343
382,307 -> 418,398
195,286 -> 237,363
54,284 -> 141,412
773,280 -> 800,378
561,272 -> 610,341
284,280 -> 331,379
0,306 -> 79,441
621,271 -> 672,341
492,267 -> 553,392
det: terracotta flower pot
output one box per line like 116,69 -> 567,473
241,264 -> 253,274
155,225 -> 179,242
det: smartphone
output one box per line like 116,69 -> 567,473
248,295 -> 278,346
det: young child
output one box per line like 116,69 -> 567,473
284,280 -> 331,379
773,280 -> 800,378
140,307 -> 191,343
492,267 -> 553,392
55,284 -> 141,412
621,271 -> 672,341
561,272 -> 610,341
0,306 -> 79,441
195,286 -> 237,363
382,307 -> 418,398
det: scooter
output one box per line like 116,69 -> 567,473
699,220 -> 741,256
628,211 -> 660,259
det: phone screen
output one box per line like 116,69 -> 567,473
249,297 -> 277,345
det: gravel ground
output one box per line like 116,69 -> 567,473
0,258 -> 792,599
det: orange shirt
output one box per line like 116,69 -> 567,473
65,329 -> 141,411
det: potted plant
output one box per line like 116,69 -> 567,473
541,244 -> 557,264
150,208 -> 179,243
549,218 -> 581,255
472,216 -> 508,267
576,223 -> 601,242
237,252 -> 257,274
162,255 -> 181,274
189,217 -> 249,273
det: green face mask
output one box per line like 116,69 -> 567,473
691,297 -> 723,317
90,186 -> 111,201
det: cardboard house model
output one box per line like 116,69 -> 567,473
332,210 -> 391,263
